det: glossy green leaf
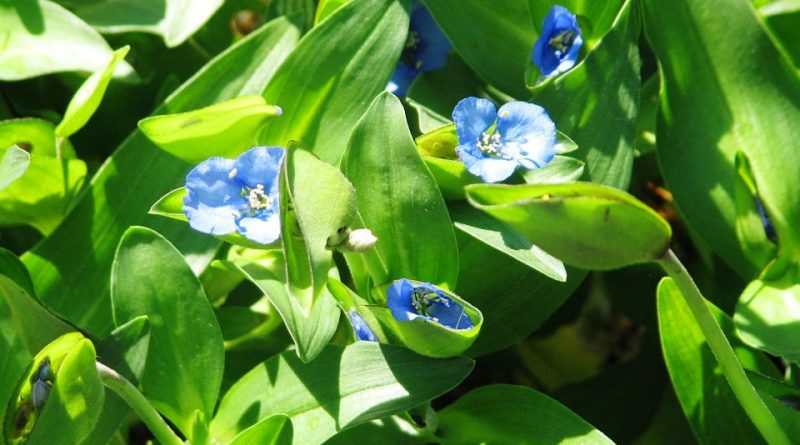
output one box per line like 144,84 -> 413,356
282,147 -> 358,310
0,118 -> 75,158
0,282 -> 32,445
521,156 -> 584,185
229,415 -> 293,445
467,182 -> 672,270
21,16 -> 301,336
438,385 -> 614,444
74,0 -> 223,47
657,278 -> 770,444
368,281 -> 482,357
258,0 -> 408,164
343,92 -> 459,289
210,343 -> 474,445
0,0 -> 135,80
55,46 -> 130,139
139,95 -> 283,163
0,144 -> 87,235
758,0 -> 800,69
111,227 -> 224,437
5,333 -> 104,445
421,0 -> 534,97
642,0 -> 800,277
0,146 -> 29,191
227,248 -> 340,363
735,264 -> 800,361
733,152 -> 777,269
449,203 -> 566,282
531,0 -> 639,189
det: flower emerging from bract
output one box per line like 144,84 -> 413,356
387,279 -> 473,330
386,3 -> 451,97
454,97 -> 556,183
183,146 -> 284,245
532,5 -> 583,78
348,310 -> 378,342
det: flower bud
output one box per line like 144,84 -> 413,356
326,227 -> 378,252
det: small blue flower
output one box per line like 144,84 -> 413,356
387,3 -> 451,97
348,310 -> 378,342
30,357 -> 54,411
183,146 -> 284,245
755,196 -> 777,242
387,279 -> 474,330
453,97 -> 556,183
532,5 -> 583,78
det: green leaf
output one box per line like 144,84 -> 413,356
0,282 -> 32,445
642,0 -> 800,277
0,248 -> 72,355
0,146 -> 87,234
227,248 -> 340,363
314,0 -> 351,24
438,385 -> 614,444
0,145 -> 29,191
367,283 -> 483,357
229,415 -> 293,445
258,0 -> 408,164
0,0 -> 135,80
521,155 -> 584,184
343,92 -> 459,289
20,16 -> 301,336
282,147 -> 358,310
421,0 -> 534,97
55,46 -> 130,139
531,0 -> 639,189
73,0 -> 223,47
455,234 -> 583,356
139,95 -> 283,163
467,182 -> 672,270
111,227 -> 224,437
657,278 -> 769,444
209,343 -> 474,445
450,203 -> 565,282
735,264 -> 800,361
733,152 -> 777,270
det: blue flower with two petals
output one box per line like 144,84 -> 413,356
387,279 -> 473,330
387,3 -> 452,97
532,5 -> 583,78
348,310 -> 378,342
454,97 -> 557,183
183,146 -> 284,245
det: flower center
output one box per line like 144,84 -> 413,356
411,288 -> 447,317
401,31 -> 423,69
548,29 -> 576,57
477,130 -> 503,156
241,184 -> 272,215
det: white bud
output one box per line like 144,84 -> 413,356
344,228 -> 378,252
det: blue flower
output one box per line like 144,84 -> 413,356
387,3 -> 451,97
183,146 -> 284,245
348,310 -> 378,342
532,5 -> 583,78
387,279 -> 474,330
453,97 -> 556,183
755,196 -> 777,242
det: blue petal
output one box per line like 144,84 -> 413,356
411,4 -> 451,72
387,278 -> 416,321
348,310 -> 378,342
531,5 -> 582,77
233,146 -> 284,192
236,211 -> 281,245
183,157 -> 242,235
31,380 -> 51,411
386,64 -> 419,97
426,294 -> 474,330
453,97 -> 497,146
496,101 -> 556,169
465,156 -> 519,183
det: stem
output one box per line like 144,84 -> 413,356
658,249 -> 790,445
360,246 -> 389,295
96,362 -> 184,445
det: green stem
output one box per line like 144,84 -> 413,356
96,362 -> 184,445
360,246 -> 389,295
658,249 -> 790,445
